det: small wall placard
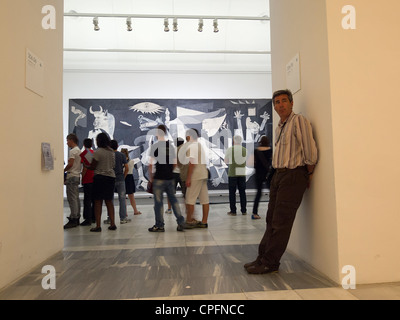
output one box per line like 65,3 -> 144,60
286,53 -> 301,94
41,142 -> 54,171
26,49 -> 44,97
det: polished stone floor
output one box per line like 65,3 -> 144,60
1,194 -> 400,300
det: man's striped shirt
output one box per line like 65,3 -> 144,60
272,112 -> 318,169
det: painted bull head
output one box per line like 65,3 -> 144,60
89,106 -> 115,138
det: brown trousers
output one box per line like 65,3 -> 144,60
258,166 -> 308,269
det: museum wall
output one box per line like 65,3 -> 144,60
325,0 -> 400,284
0,0 -> 64,290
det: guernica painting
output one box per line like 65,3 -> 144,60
69,99 -> 272,191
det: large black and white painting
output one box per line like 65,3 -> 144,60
69,98 -> 272,191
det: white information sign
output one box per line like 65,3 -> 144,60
286,53 -> 301,94
26,49 -> 44,97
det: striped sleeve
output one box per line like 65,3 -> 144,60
295,115 -> 318,166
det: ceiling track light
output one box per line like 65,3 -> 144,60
198,19 -> 204,32
213,19 -> 219,33
93,17 -> 100,31
126,17 -> 132,31
69,14 -> 260,33
164,18 -> 170,32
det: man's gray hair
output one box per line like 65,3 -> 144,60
272,89 -> 293,105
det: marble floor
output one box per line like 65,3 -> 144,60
1,194 -> 400,300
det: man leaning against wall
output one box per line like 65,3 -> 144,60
245,89 -> 318,274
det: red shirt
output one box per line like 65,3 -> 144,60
80,148 -> 94,184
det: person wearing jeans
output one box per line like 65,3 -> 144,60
152,178 -> 185,230
147,125 -> 185,232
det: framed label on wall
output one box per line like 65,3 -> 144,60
41,142 -> 54,171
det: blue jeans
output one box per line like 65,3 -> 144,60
228,176 -> 247,214
153,179 -> 184,228
115,179 -> 127,219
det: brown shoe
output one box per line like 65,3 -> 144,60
246,263 -> 278,274
244,260 -> 259,269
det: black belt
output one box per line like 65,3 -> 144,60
275,166 -> 306,173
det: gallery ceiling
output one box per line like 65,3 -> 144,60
63,0 -> 271,72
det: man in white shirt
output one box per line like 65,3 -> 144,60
184,128 -> 209,228
64,133 -> 82,229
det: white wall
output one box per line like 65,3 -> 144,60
63,70 -> 272,100
0,0 -> 64,290
326,0 -> 400,284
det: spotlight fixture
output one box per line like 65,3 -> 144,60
173,18 -> 178,32
213,19 -> 219,33
198,19 -> 204,32
126,17 -> 132,31
93,17 -> 100,31
164,18 -> 170,32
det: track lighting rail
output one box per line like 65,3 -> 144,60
64,12 -> 270,55
64,12 -> 269,21
64,48 -> 271,55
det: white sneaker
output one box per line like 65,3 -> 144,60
120,218 -> 131,224
165,209 -> 172,214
